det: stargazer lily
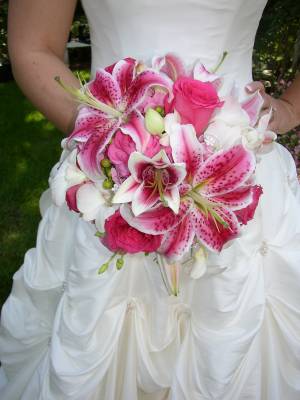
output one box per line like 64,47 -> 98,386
121,124 -> 258,260
58,58 -> 173,179
112,150 -> 186,216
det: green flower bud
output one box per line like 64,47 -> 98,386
98,262 -> 109,274
116,257 -> 124,270
145,108 -> 165,135
95,231 -> 105,238
101,158 -> 111,168
103,178 -> 114,190
155,106 -> 165,117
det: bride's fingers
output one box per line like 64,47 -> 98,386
245,81 -> 273,110
245,81 -> 265,93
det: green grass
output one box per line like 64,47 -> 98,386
0,81 -> 62,306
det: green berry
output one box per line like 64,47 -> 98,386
116,257 -> 124,270
98,263 -> 109,274
101,158 -> 111,168
103,178 -> 114,189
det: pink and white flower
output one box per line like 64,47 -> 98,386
68,58 -> 173,178
113,150 -> 186,215
121,125 -> 256,259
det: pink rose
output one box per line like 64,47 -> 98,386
172,77 -> 223,135
102,210 -> 162,254
235,185 -> 263,225
107,130 -> 136,180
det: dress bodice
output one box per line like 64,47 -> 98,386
82,0 -> 268,90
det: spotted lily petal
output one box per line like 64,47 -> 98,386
112,58 -> 137,97
120,200 -> 192,235
191,206 -> 239,252
195,145 -> 256,196
68,107 -> 110,145
123,69 -> 173,114
88,68 -> 122,109
208,186 -> 253,210
77,119 -> 121,179
159,213 -> 194,260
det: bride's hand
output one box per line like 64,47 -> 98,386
245,81 -> 300,134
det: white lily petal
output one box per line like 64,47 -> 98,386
77,182 -> 105,221
164,187 -> 180,214
214,96 -> 250,127
95,205 -> 118,232
112,176 -> 139,204
190,248 -> 207,279
132,183 -> 160,216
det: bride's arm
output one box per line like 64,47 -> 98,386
246,74 -> 300,134
8,0 -> 80,134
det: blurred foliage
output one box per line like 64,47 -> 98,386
0,0 -> 9,64
253,0 -> 300,175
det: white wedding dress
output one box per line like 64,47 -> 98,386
1,0 -> 300,399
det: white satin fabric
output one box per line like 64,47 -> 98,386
1,0 -> 300,399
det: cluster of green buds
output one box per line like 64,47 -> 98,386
101,158 -> 114,190
98,253 -> 125,274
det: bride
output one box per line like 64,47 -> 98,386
1,0 -> 300,399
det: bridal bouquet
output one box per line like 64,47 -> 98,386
51,53 -> 276,294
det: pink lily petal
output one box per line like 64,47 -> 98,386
191,206 -> 239,252
68,107 -> 109,145
209,186 -> 253,210
77,119 -> 120,179
120,199 -> 192,235
234,185 -> 263,225
152,55 -> 166,71
161,53 -> 187,81
132,182 -> 160,216
120,110 -> 152,153
193,63 -> 223,91
112,58 -> 137,97
105,57 -> 136,74
88,68 -> 122,109
159,213 -> 194,260
128,152 -> 153,182
170,123 -> 203,180
112,176 -> 140,204
66,183 -> 82,213
195,145 -> 256,196
242,90 -> 264,127
123,69 -> 173,114
164,163 -> 187,187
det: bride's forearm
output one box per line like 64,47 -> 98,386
279,73 -> 300,128
8,0 -> 78,134
10,49 -> 80,134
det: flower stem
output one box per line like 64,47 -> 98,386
211,51 -> 228,73
54,76 -> 122,118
